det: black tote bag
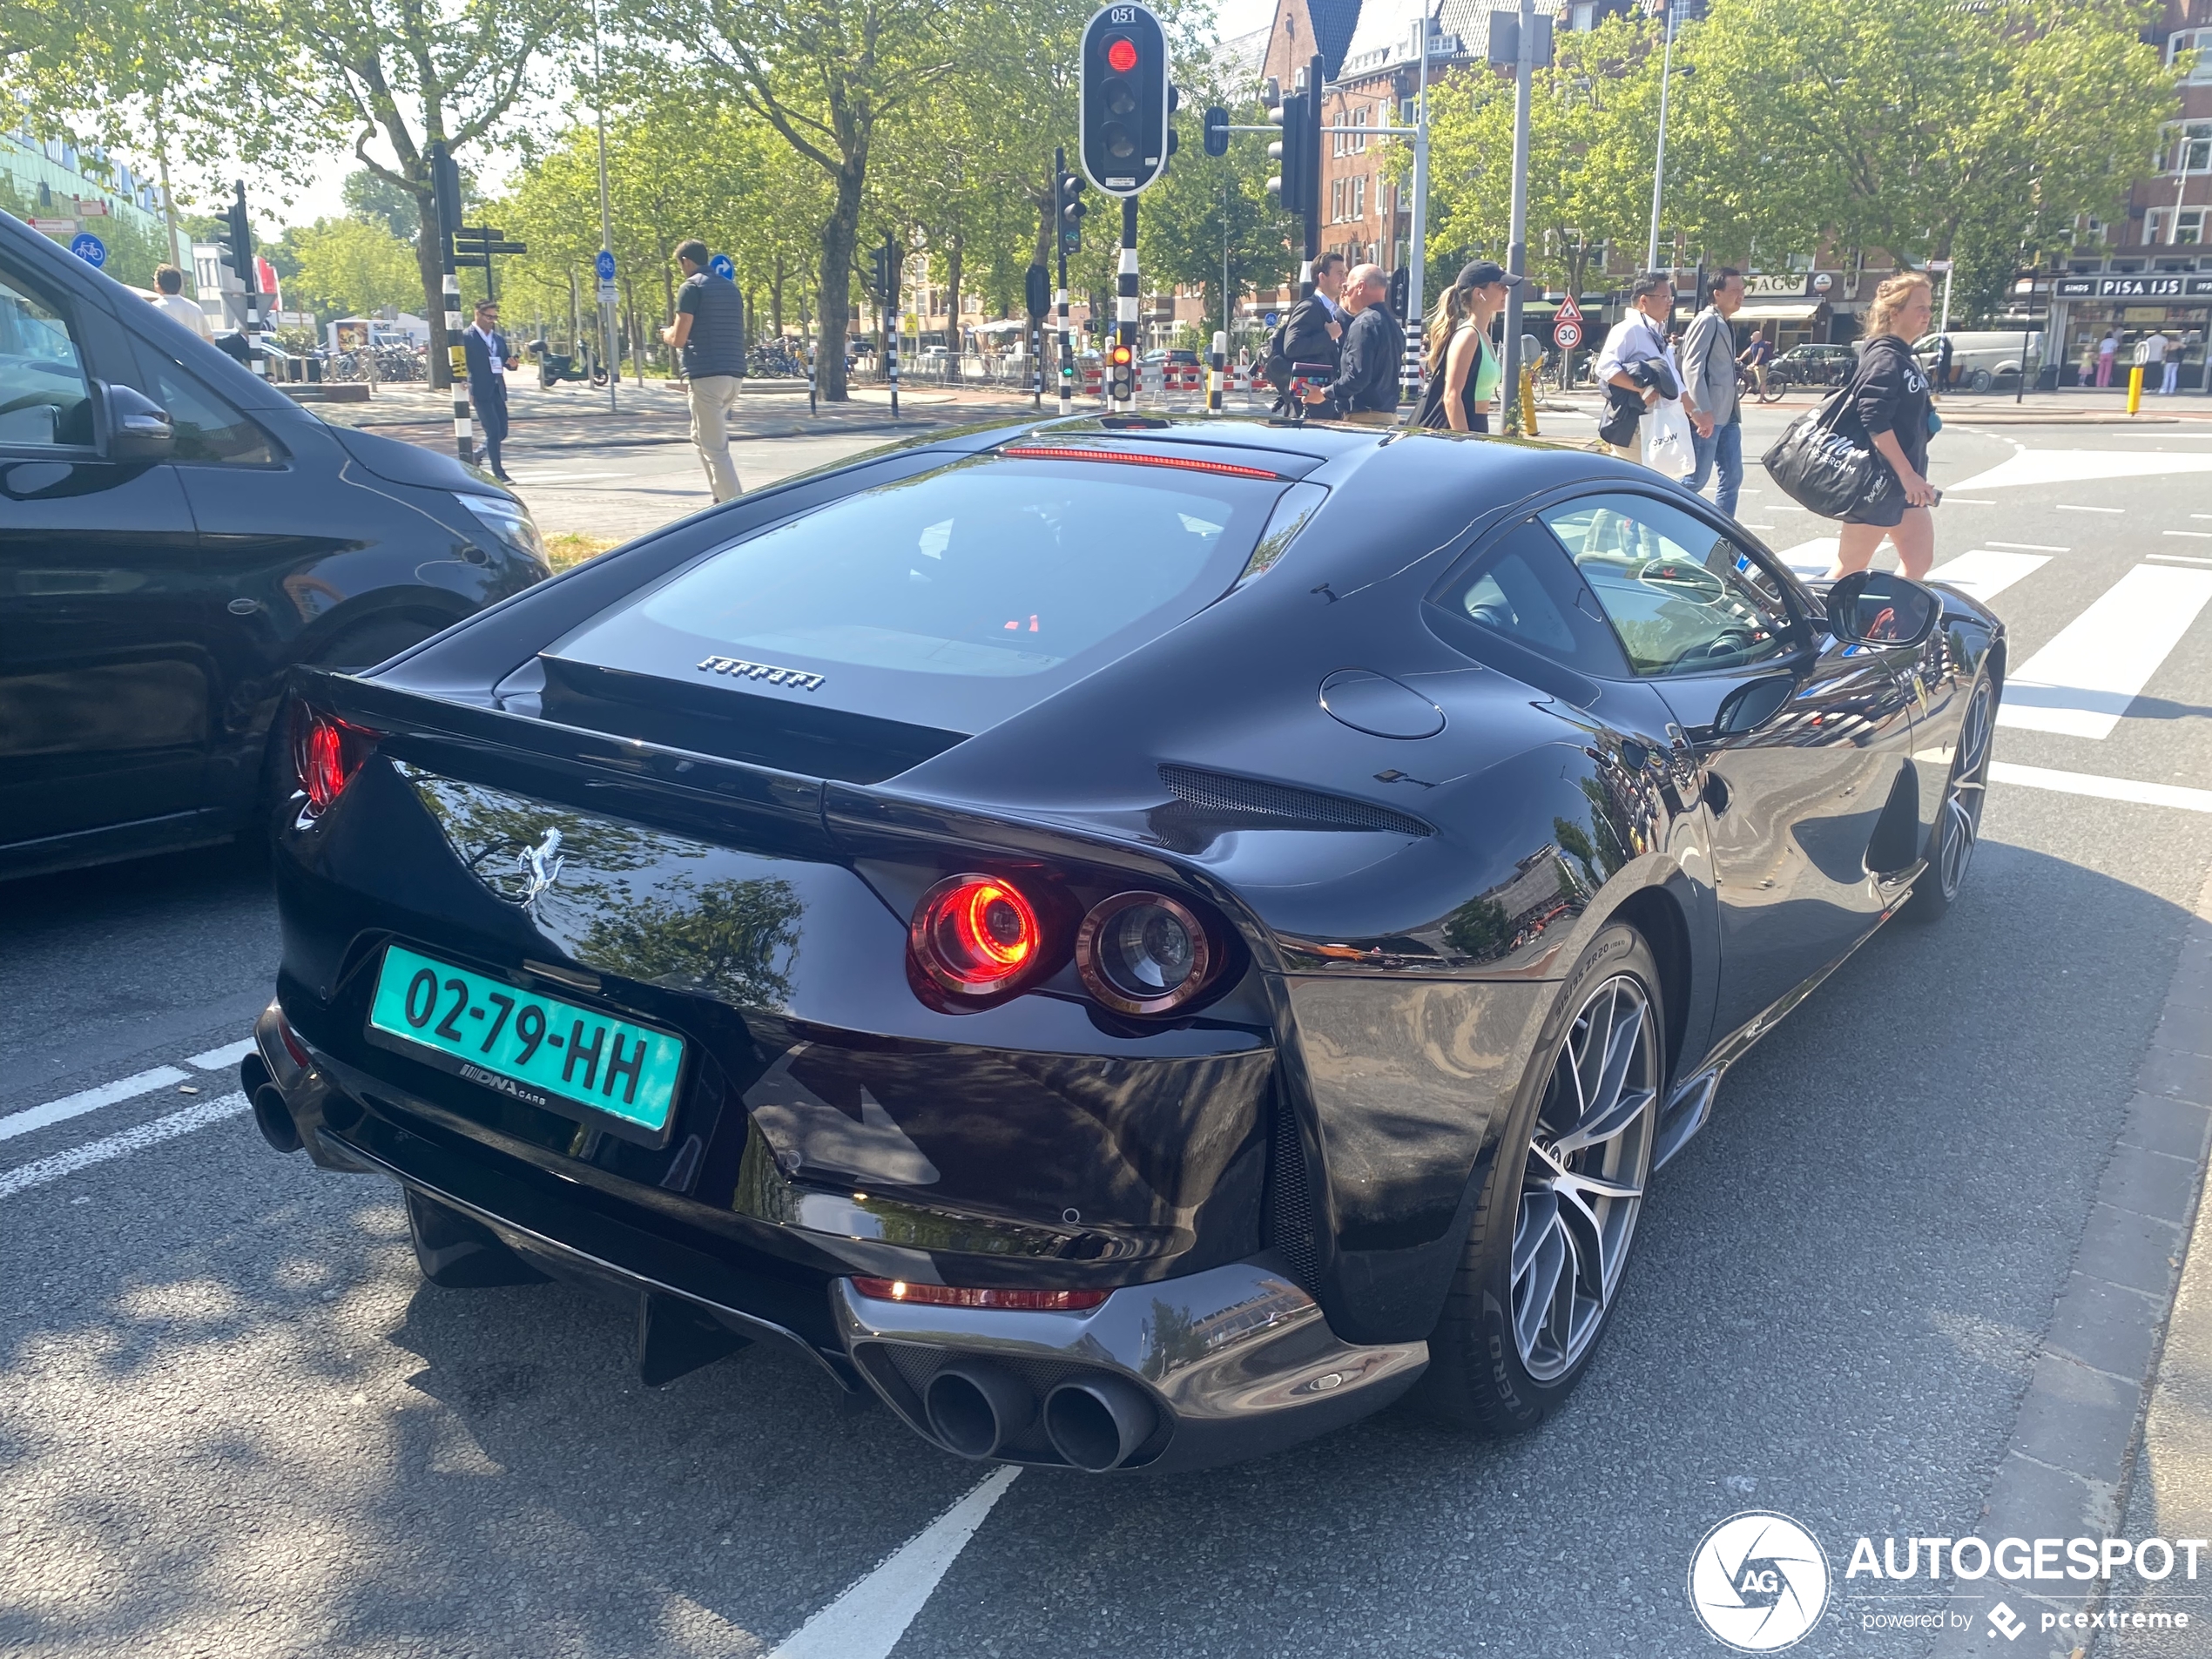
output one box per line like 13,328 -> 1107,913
1760,386 -> 1898,521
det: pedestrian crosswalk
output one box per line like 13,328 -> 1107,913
1764,537 -> 2212,745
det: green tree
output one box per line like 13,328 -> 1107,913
341,166 -> 421,239
1138,100 -> 1297,344
278,216 -> 422,319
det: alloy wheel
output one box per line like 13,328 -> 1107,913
1510,974 -> 1658,1382
1939,678 -> 1994,901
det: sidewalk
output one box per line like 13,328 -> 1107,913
1545,384 -> 2212,425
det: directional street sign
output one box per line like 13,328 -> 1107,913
1555,293 -> 1584,325
1552,320 -> 1582,350
70,233 -> 106,267
709,253 -> 734,280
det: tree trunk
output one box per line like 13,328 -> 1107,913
772,254 -> 786,335
623,277 -> 644,381
816,161 -> 864,400
415,204 -> 451,390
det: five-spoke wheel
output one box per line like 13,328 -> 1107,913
1909,672 -> 1995,924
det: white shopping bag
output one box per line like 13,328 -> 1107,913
1643,397 -> 1696,480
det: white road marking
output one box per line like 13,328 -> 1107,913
1986,541 -> 2069,552
187,1037 -> 257,1070
766,1467 -> 1021,1659
2164,529 -> 2212,539
1925,550 -> 2049,604
1942,498 -> 1996,505
1772,537 -> 1838,576
503,470 -> 632,483
2152,554 -> 2212,566
1946,448 -> 2212,492
2055,503 -> 2124,515
0,1093 -> 250,1200
1997,563 -> 2212,738
1993,762 -> 2212,814
0,1066 -> 190,1144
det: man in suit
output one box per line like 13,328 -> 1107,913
462,300 -> 517,481
1679,267 -> 1746,514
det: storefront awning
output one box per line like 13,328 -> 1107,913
1735,300 -> 1825,321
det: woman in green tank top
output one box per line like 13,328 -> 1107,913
1419,260 -> 1518,434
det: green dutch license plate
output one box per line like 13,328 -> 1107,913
367,944 -> 685,1140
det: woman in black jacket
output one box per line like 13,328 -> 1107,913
1829,272 -> 1939,579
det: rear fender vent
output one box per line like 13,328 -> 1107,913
1157,764 -> 1433,838
1263,1098 -> 1321,1293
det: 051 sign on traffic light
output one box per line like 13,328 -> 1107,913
1079,3 -> 1170,195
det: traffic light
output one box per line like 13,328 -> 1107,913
1389,266 -> 1409,322
219,183 -> 255,292
1078,2 -> 1170,195
1025,263 -> 1049,318
428,142 -> 463,249
1202,106 -> 1229,158
1264,76 -> 1319,226
870,236 -> 901,305
1107,339 -> 1135,403
1058,170 -> 1087,256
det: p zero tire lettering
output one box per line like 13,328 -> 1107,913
404,968 -> 438,1028
434,978 -> 469,1040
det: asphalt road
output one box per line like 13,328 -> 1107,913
4,404 -> 2212,1658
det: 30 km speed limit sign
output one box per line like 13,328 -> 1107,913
1553,319 -> 1582,350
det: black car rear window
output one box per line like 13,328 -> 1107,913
561,452 -> 1285,734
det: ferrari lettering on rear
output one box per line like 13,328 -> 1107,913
696,655 -> 826,691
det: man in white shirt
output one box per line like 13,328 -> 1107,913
2148,329 -> 2178,395
149,265 -> 212,341
1594,272 -> 1675,459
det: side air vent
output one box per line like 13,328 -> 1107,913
1157,764 -> 1433,838
1263,1099 -> 1320,1292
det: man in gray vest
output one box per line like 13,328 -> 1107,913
1679,267 -> 1746,516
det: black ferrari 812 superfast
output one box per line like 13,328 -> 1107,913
245,414 -> 2003,1472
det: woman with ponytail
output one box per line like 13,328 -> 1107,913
1418,261 -> 1521,433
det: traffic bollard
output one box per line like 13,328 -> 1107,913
1520,366 -> 1539,437
1208,330 -> 1225,415
2128,363 -> 2142,416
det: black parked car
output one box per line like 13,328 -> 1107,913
0,211 -> 548,880
245,415 -> 2002,1473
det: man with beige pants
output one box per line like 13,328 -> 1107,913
661,239 -> 746,501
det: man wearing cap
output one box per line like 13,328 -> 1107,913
1678,267 -> 1746,515
661,239 -> 747,500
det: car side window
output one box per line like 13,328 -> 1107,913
1433,516 -> 1630,678
145,358 -> 278,465
1538,493 -> 1794,678
0,267 -> 93,449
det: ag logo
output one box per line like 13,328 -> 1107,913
1688,1511 -> 1831,1651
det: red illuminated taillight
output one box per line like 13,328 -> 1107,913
852,1277 -> 1108,1312
909,873 -> 1045,996
290,704 -> 379,817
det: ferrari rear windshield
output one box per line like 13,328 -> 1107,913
561,452 -> 1285,732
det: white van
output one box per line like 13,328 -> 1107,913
1915,331 -> 2041,392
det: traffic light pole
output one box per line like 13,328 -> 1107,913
1501,0 -> 1534,436
1055,147 -> 1074,416
1116,196 -> 1139,412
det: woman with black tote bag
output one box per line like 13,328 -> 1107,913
1825,272 -> 1939,579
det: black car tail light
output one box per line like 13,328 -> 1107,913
291,704 -> 380,817
851,1277 -> 1108,1312
1076,891 -> 1217,1016
909,873 -> 1047,997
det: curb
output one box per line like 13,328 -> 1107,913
1925,871 -> 2212,1657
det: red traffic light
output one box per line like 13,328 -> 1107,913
1105,35 -> 1138,72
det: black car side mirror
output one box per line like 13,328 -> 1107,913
1824,569 -> 1939,650
95,381 -> 176,463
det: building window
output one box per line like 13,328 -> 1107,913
1353,107 -> 1369,152
2149,207 -> 2206,246
1352,176 -> 1366,219
2168,28 -> 2212,85
1331,178 -> 1344,222
2161,121 -> 2212,175
1571,3 -> 1596,29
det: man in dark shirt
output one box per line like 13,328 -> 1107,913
1325,264 -> 1405,425
660,239 -> 746,500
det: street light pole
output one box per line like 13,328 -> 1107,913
1407,7 -> 1431,367
591,0 -> 617,414
1645,0 -> 1676,273
1501,0 -> 1534,433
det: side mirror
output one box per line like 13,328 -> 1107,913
1824,569 -> 1939,650
95,381 -> 175,463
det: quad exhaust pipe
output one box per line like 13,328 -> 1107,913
924,1362 -> 1036,1460
1043,1375 -> 1157,1472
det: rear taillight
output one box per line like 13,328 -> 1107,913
852,1278 -> 1108,1312
290,704 -> 379,816
909,873 -> 1046,996
1076,891 -> 1217,1016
